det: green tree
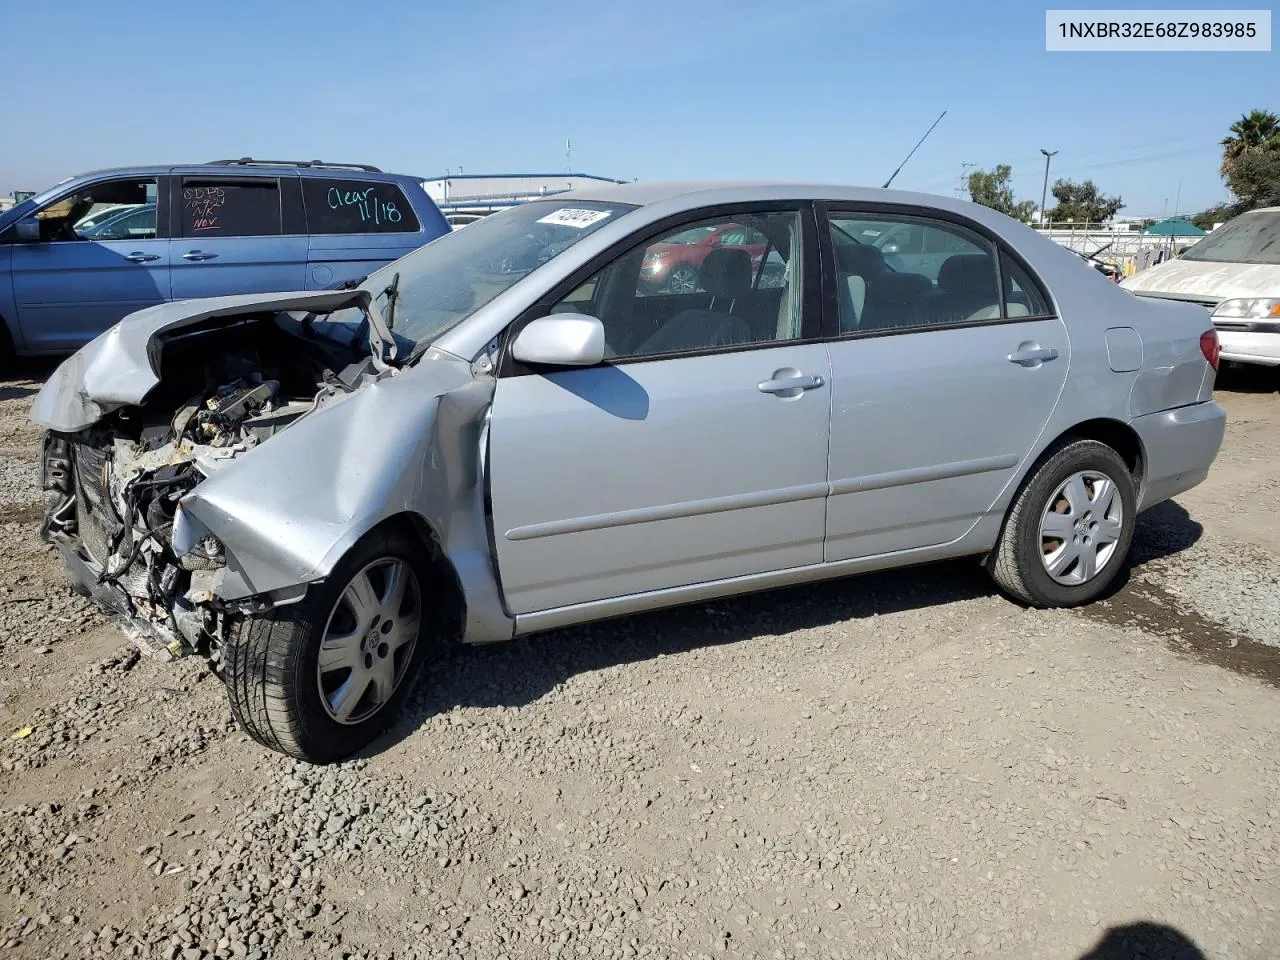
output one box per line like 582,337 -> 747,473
1047,179 -> 1124,224
1190,202 -> 1242,231
1220,109 -> 1280,179
1227,144 -> 1280,210
966,165 -> 1037,221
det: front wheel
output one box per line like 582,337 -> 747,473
224,533 -> 434,763
986,439 -> 1137,608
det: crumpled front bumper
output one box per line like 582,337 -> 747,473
51,539 -> 186,660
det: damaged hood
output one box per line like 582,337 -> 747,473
1120,257 -> 1280,302
30,290 -> 372,432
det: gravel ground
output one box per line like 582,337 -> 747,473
0,364 -> 1277,960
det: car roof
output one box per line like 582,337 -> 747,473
67,163 -> 419,181
555,179 -> 1026,230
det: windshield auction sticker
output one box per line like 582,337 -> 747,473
1046,9 -> 1271,50
536,208 -> 613,228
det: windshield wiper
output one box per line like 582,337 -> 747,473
381,272 -> 400,329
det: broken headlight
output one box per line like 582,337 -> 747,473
171,504 -> 225,570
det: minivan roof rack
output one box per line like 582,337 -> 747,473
206,158 -> 383,173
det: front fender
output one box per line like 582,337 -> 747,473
180,359 -> 485,603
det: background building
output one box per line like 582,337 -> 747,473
422,173 -> 628,228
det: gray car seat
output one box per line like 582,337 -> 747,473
909,254 -> 1000,327
833,243 -> 888,332
636,248 -> 752,355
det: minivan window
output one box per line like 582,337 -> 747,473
1181,210 -> 1280,265
31,178 -> 157,243
301,178 -> 421,234
179,179 -> 281,237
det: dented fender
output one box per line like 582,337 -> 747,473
177,358 -> 512,642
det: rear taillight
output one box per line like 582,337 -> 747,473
1200,329 -> 1220,371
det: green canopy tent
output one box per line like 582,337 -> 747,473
1141,218 -> 1206,237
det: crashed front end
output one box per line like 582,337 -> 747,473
33,291 -> 394,661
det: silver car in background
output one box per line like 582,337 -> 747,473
31,182 -> 1227,762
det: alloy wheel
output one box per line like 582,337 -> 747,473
315,558 -> 422,725
1038,470 -> 1124,586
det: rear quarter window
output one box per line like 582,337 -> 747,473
301,178 -> 421,234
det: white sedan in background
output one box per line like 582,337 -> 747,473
1122,207 -> 1280,366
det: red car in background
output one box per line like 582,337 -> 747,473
639,222 -> 770,293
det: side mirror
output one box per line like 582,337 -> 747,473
511,313 -> 605,367
15,217 -> 40,242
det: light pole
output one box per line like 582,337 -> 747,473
1039,148 -> 1058,227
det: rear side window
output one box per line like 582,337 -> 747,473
1000,251 -> 1051,317
301,178 -> 421,234
180,179 -> 281,237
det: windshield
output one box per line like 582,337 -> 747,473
325,199 -> 633,352
1182,211 -> 1280,265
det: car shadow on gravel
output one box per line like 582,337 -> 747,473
1076,921 -> 1206,960
372,502 -> 1205,756
1,357 -> 59,395
375,558 -> 999,755
1217,361 -> 1279,394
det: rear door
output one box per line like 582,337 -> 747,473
169,174 -> 307,299
300,176 -> 429,289
10,175 -> 170,352
820,206 -> 1070,561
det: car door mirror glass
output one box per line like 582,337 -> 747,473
511,313 -> 606,367
15,217 -> 40,242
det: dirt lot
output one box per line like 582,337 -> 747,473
0,364 -> 1277,960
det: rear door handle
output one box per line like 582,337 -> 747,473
182,250 -> 217,262
124,252 -> 159,263
1008,345 -> 1059,366
758,374 -> 824,395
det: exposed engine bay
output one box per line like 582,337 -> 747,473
39,314 -> 387,659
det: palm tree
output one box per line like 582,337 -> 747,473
1221,109 -> 1280,178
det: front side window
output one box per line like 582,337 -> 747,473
828,214 -> 1001,334
301,178 -> 421,234
548,210 -> 806,360
179,179 -> 281,237
1181,210 -> 1280,265
32,178 -> 157,242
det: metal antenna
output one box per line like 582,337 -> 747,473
882,110 -> 947,189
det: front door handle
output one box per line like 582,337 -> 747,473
1007,345 -> 1059,366
758,374 -> 824,395
182,250 -> 217,262
124,252 -> 159,263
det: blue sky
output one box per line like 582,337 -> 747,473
0,0 -> 1273,217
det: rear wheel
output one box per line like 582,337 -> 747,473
225,532 -> 435,763
986,439 -> 1136,608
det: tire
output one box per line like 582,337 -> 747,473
986,439 -> 1136,608
665,263 -> 699,295
0,320 -> 14,376
224,532 -> 436,763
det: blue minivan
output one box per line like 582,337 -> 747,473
0,159 -> 450,362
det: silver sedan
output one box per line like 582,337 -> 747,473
31,182 -> 1227,762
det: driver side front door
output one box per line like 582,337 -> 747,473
10,176 -> 170,353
